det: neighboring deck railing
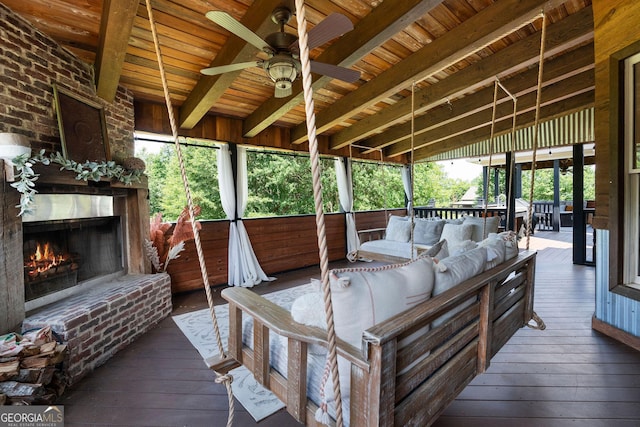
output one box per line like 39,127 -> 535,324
414,206 -> 508,221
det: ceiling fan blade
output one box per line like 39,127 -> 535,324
200,61 -> 260,76
310,60 -> 360,83
205,11 -> 271,52
290,13 -> 354,52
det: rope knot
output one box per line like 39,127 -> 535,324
215,373 -> 234,385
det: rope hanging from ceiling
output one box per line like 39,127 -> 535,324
294,0 -> 344,424
525,11 -> 548,251
143,0 -> 235,426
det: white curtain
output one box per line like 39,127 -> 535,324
336,157 -> 359,254
401,164 -> 413,215
218,144 -> 273,287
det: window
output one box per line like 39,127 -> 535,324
352,161 -> 404,211
245,151 -> 339,217
623,52 -> 640,289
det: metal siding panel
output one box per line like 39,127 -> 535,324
425,108 -> 596,161
595,230 -> 640,336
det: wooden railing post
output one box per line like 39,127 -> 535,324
253,321 -> 270,386
286,338 -> 308,422
228,303 -> 243,363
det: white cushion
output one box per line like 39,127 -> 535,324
440,223 -> 473,251
414,219 -> 445,245
498,231 -> 519,260
385,215 -> 412,242
360,239 -> 430,259
463,216 -> 501,242
424,239 -> 449,260
479,235 -> 506,270
329,257 -> 435,348
449,239 -> 478,257
291,290 -> 327,355
432,246 -> 487,327
291,292 -> 326,330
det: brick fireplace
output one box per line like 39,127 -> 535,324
1,160 -> 171,384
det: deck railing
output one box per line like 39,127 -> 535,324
413,206 -> 508,221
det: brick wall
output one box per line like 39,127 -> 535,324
0,2 -> 134,162
23,274 -> 172,384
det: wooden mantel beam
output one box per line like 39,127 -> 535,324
332,6 -> 594,151
178,0 -> 284,129
290,0 -> 568,145
241,0 -> 445,138
95,0 -> 139,102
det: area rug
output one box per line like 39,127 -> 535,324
172,284 -> 316,422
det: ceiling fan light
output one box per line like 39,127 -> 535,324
267,60 -> 297,84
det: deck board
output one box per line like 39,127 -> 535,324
59,231 -> 640,426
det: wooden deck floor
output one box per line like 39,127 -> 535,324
59,231 -> 640,426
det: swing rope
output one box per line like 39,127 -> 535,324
294,0 -> 344,425
525,12 -> 548,250
410,82 -> 416,259
482,79 -> 501,235
143,1 -> 234,426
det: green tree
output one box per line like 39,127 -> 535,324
137,145 -> 171,217
138,143 -> 223,220
352,161 -> 404,211
245,152 -> 339,217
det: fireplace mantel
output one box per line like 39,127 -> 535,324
1,159 -> 151,334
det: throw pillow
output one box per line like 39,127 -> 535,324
498,231 -> 519,260
424,239 -> 449,260
414,219 -> 445,245
463,215 -> 501,242
478,234 -> 506,270
440,223 -> 473,251
329,256 -> 435,348
385,215 -> 412,242
432,246 -> 487,327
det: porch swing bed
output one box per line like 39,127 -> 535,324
221,246 -> 538,426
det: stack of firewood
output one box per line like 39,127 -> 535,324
0,326 -> 67,405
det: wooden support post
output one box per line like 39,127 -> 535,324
366,340 -> 397,427
0,160 -> 25,334
477,283 -> 495,373
523,257 -> 537,323
253,321 -> 270,387
286,338 -> 307,422
227,304 -> 243,363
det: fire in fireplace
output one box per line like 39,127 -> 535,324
22,194 -> 124,308
24,240 -> 79,300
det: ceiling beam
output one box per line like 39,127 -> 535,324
379,42 -> 594,157
332,5 -> 594,150
413,90 -> 595,161
178,0 -> 284,129
387,69 -> 594,158
241,0 -> 445,138
290,0 -> 568,145
95,0 -> 139,102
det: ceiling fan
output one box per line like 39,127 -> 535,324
200,6 -> 361,98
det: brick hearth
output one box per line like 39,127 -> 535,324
22,273 -> 171,385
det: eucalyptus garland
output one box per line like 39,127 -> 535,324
10,150 -> 144,216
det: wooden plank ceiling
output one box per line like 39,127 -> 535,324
3,0 -> 594,163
